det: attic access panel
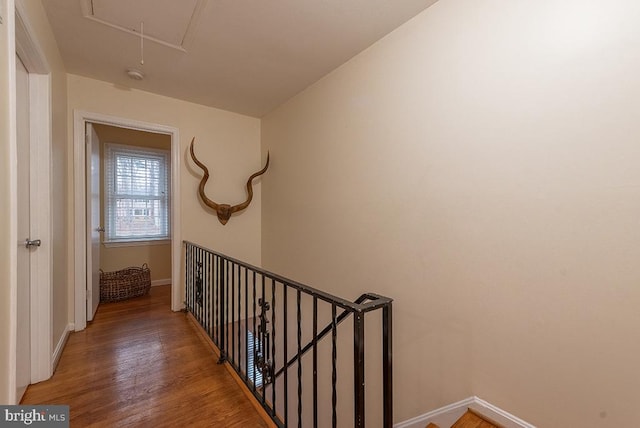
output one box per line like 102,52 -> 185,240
81,0 -> 206,51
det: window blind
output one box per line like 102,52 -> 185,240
247,330 -> 264,388
105,143 -> 170,242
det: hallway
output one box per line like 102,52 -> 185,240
21,285 -> 268,427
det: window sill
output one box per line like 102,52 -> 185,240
103,239 -> 171,248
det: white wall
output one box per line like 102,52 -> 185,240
261,1 -> 640,426
67,74 -> 263,309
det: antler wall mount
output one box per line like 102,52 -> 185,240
189,137 -> 270,225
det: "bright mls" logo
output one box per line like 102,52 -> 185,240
0,406 -> 69,428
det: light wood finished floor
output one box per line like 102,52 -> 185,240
452,410 -> 500,428
22,285 -> 268,428
427,409 -> 500,428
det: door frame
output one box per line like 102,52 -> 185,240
73,111 -> 182,331
8,0 -> 54,403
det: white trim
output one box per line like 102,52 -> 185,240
14,1 -> 48,74
7,0 -> 17,405
394,396 -> 536,428
151,278 -> 172,287
74,111 -> 182,332
51,323 -> 72,373
103,239 -> 171,248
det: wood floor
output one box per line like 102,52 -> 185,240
21,285 -> 268,428
427,409 -> 500,428
451,410 -> 500,428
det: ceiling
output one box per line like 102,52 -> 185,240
42,0 -> 438,117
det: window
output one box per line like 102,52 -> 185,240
105,143 -> 170,243
247,330 -> 264,388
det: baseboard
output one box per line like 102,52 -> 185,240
394,396 -> 535,428
151,278 -> 172,286
51,323 -> 73,373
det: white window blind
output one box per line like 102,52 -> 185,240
247,330 -> 264,388
105,143 -> 170,242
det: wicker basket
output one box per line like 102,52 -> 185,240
100,263 -> 151,303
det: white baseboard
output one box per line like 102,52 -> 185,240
151,278 -> 171,286
394,396 -> 535,428
51,323 -> 73,373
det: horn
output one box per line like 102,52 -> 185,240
189,137 -> 220,211
189,137 -> 270,225
230,152 -> 270,213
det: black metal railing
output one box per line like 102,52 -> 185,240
184,241 -> 393,428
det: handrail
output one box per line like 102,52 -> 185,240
183,240 -> 393,428
184,240 -> 391,311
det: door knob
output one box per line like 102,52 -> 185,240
25,239 -> 41,248
96,226 -> 105,232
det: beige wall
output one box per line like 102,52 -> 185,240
262,0 -> 640,426
0,0 -> 13,404
93,124 -> 172,282
67,74 -> 263,305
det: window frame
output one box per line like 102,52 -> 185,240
103,143 -> 171,245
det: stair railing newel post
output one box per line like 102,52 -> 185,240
353,309 -> 366,428
383,303 -> 393,428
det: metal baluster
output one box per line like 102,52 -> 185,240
284,284 -> 288,426
383,303 -> 393,428
185,244 -> 190,312
232,262 -> 236,367
260,273 -> 266,405
218,257 -> 226,363
238,265 -> 246,373
205,251 -> 209,337
207,253 -> 215,340
196,248 -> 201,321
353,311 -> 365,428
297,289 -> 302,428
238,264 -> 242,371
213,254 -> 218,345
271,278 -> 276,417
225,260 -> 229,361
332,304 -> 337,428
184,244 -> 188,311
244,267 -> 249,382
252,271 -> 257,392
313,297 -> 318,428
215,254 -> 219,346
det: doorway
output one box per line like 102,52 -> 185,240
73,112 -> 182,331
85,123 -> 174,321
12,4 -> 55,403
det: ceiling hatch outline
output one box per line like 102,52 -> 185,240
79,0 -> 207,52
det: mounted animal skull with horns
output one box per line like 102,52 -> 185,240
189,137 -> 270,225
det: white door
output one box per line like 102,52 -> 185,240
16,55 -> 31,401
86,123 -> 101,321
